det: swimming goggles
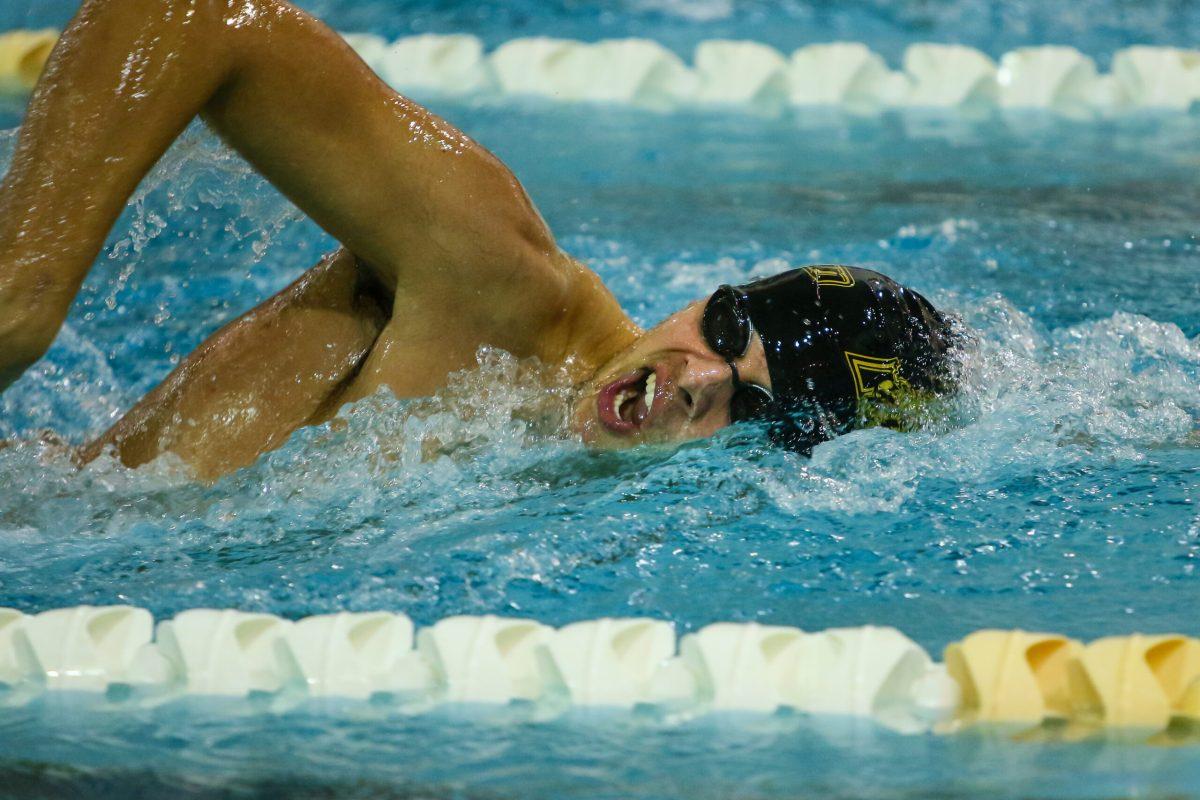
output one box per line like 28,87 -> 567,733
700,285 -> 777,423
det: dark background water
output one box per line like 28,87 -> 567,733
5,0 -> 1200,67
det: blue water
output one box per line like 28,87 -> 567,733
2,2 -> 1200,797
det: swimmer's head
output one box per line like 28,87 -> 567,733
571,265 -> 957,452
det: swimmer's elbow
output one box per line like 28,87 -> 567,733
0,329 -> 56,388
0,287 -> 69,389
0,338 -> 51,391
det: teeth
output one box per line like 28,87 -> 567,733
644,373 -> 656,412
613,390 -> 633,419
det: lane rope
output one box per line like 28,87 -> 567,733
2,29 -> 1200,114
2,605 -> 1198,735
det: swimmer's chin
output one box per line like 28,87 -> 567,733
570,391 -> 629,449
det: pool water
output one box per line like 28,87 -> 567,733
2,4 -> 1200,798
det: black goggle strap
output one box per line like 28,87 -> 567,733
726,359 -> 775,422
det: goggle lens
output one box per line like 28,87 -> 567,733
701,285 -> 751,361
702,286 -> 776,423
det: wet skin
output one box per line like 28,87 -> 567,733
0,0 -> 760,480
572,301 -> 773,449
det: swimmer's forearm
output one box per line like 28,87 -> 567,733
0,0 -> 238,390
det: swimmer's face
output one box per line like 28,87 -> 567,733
571,296 -> 773,448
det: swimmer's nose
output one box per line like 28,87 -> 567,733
676,355 -> 732,420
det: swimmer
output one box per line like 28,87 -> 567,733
0,0 -> 956,480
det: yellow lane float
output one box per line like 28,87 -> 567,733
944,629 -> 1081,723
0,29 -> 58,95
1068,635 -> 1200,728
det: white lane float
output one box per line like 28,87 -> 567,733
787,43 -> 894,109
783,625 -> 959,731
13,605 -> 156,692
537,617 -> 676,707
0,608 -> 28,691
668,622 -> 807,713
997,46 -> 1099,114
155,609 -> 293,697
380,34 -> 495,97
1111,46 -> 1200,110
281,611 -> 417,699
900,43 -> 999,109
417,614 -> 553,703
341,32 -> 389,73
691,40 -> 790,110
577,38 -> 696,109
489,37 -> 693,108
489,37 -> 577,99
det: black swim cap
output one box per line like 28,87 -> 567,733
731,265 -> 956,452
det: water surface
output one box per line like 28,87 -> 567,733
1,97 -> 1197,798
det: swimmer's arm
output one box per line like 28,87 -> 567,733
78,249 -> 387,481
0,0 -> 563,392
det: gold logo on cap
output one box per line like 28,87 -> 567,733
844,351 -> 910,402
804,265 -> 855,287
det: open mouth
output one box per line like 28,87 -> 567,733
596,367 -> 659,434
